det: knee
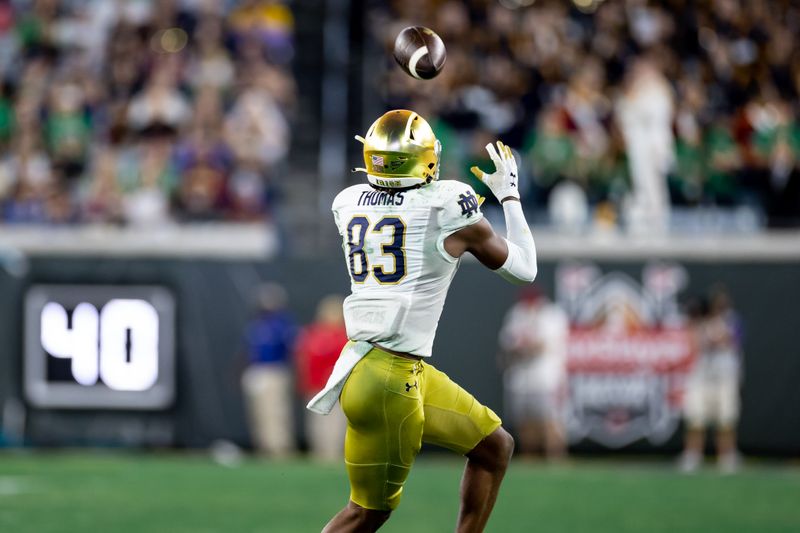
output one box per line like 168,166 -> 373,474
348,502 -> 392,530
322,502 -> 392,533
468,427 -> 515,473
495,427 -> 515,468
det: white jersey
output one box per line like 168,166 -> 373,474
332,180 -> 483,357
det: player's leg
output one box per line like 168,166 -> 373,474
306,405 -> 345,462
515,419 -> 540,457
543,418 -> 567,461
680,425 -> 705,472
419,362 -> 512,533
507,388 -> 538,457
240,366 -> 273,455
541,389 -> 567,460
715,425 -> 738,471
679,376 -> 707,472
263,365 -> 294,457
322,349 -> 425,532
715,378 -> 740,472
458,427 -> 515,533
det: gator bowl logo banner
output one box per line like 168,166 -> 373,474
557,262 -> 693,448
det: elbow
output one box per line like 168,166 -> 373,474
505,262 -> 537,285
519,242 -> 538,284
496,241 -> 537,284
517,252 -> 538,284
519,263 -> 538,284
525,263 -> 538,284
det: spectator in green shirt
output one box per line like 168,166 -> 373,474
523,107 -> 577,208
704,120 -> 742,206
44,80 -> 92,179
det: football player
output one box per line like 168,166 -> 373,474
308,110 -> 538,532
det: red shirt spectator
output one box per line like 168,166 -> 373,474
295,295 -> 347,400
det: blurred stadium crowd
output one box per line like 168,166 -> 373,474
371,0 -> 800,229
0,0 -> 295,226
2,0 -> 800,232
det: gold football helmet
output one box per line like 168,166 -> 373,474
354,109 -> 441,189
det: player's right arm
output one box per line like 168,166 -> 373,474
444,141 -> 538,284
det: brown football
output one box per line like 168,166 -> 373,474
393,26 -> 446,80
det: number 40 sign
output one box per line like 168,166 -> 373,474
24,285 -> 175,410
41,299 -> 159,392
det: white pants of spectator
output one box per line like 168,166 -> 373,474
305,402 -> 346,462
241,363 -> 295,457
504,356 -> 565,424
684,351 -> 740,429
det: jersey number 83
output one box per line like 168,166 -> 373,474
346,215 -> 407,285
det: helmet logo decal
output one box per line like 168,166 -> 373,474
371,154 -> 385,172
388,157 -> 406,171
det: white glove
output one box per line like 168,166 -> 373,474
470,141 -> 519,202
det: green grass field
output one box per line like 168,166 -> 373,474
1,453 -> 799,532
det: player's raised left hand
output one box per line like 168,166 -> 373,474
470,141 -> 519,203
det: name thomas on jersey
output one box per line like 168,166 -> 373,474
357,190 -> 406,207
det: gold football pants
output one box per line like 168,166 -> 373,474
339,346 -> 502,510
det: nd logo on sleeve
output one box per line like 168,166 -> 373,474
457,192 -> 479,217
